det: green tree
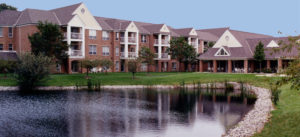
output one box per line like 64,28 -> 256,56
168,37 -> 197,72
28,21 -> 68,66
128,59 -> 139,79
14,53 -> 52,91
100,59 -> 113,74
0,60 -> 16,78
80,60 -> 100,77
0,3 -> 17,12
138,46 -> 155,73
204,41 -> 215,52
253,41 -> 265,72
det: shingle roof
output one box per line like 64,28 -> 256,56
0,52 -> 18,61
172,28 -> 194,37
50,3 -> 82,25
142,24 -> 166,34
0,10 -> 21,26
16,9 -> 60,26
198,28 -> 229,38
196,31 -> 219,41
94,16 -> 113,31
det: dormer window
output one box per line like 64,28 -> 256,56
215,47 -> 230,56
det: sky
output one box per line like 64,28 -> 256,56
2,0 -> 300,36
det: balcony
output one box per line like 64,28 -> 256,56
63,32 -> 82,40
120,37 -> 137,43
120,52 -> 137,59
154,53 -> 170,60
154,39 -> 169,45
70,50 -> 83,57
191,42 -> 197,46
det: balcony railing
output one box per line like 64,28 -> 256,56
120,52 -> 137,58
63,32 -> 82,40
70,50 -> 83,56
191,42 -> 197,46
120,37 -> 136,43
154,39 -> 169,45
154,53 -> 169,59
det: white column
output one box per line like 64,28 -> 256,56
135,31 -> 139,57
195,38 -> 199,53
158,34 -> 162,58
168,35 -> 171,59
67,26 -> 71,56
188,37 -> 191,45
81,27 -> 85,57
125,31 -> 129,58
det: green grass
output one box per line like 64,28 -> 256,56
0,72 -> 299,136
0,72 -> 277,87
254,84 -> 300,137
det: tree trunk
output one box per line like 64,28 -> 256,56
178,61 -> 181,72
132,72 -> 135,79
86,69 -> 89,76
259,62 -> 262,73
147,64 -> 150,75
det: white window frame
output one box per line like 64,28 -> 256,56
214,47 -> 230,56
102,31 -> 110,40
115,61 -> 119,71
89,29 -> 97,39
89,45 -> 97,55
102,46 -> 110,56
115,47 -> 119,56
141,35 -> 147,43
115,32 -> 119,40
8,44 -> 13,51
0,27 -> 3,37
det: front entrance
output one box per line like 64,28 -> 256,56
71,61 -> 79,73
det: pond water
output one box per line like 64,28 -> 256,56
0,89 -> 254,137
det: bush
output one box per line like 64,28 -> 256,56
270,85 -> 281,105
14,53 -> 52,91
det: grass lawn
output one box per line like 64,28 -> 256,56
0,72 -> 277,87
0,72 -> 298,136
254,84 -> 300,137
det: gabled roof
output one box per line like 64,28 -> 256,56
16,9 -> 60,26
0,10 -> 21,26
50,3 -> 82,25
103,19 -> 131,31
198,27 -> 229,38
196,31 -> 219,41
94,16 -> 113,30
173,28 -> 195,37
142,24 -> 166,34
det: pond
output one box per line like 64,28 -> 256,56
0,88 -> 255,137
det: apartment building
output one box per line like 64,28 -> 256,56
0,3 -> 217,73
0,3 -> 295,74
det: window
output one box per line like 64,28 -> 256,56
115,32 -> 119,40
102,31 -> 109,40
89,45 -> 97,55
102,46 -> 109,56
141,35 -> 147,43
0,27 -> 2,37
215,48 -> 229,56
115,61 -> 119,71
141,63 -> 147,72
8,44 -> 13,51
89,29 -> 97,39
8,27 -> 13,38
0,44 -> 3,50
115,47 -> 119,56
172,62 -> 177,70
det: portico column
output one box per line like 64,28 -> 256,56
199,60 -> 203,72
267,60 -> 271,69
125,31 -> 129,58
135,31 -> 139,57
228,60 -> 232,73
278,59 -> 282,73
244,60 -> 248,73
158,34 -> 162,58
67,26 -> 71,55
213,60 -> 217,73
195,38 -> 199,53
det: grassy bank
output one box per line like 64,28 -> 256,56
254,84 -> 300,137
0,72 -> 276,87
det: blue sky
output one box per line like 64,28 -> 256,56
3,0 -> 300,36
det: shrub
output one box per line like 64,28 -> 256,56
128,59 -> 139,79
14,53 -> 52,91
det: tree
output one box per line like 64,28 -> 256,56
253,41 -> 265,72
274,35 -> 300,89
0,3 -> 17,12
0,60 -> 16,78
80,60 -> 100,77
14,53 -> 52,91
28,21 -> 68,66
100,59 -> 113,74
168,37 -> 197,72
204,41 -> 215,53
138,46 -> 155,73
128,59 -> 139,79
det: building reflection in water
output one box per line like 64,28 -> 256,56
0,89 -> 253,137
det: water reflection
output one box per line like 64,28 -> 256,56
0,89 -> 254,137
